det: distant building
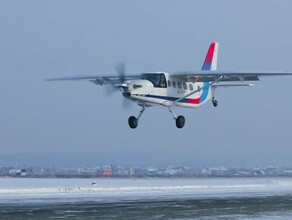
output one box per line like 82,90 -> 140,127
201,168 -> 208,176
100,165 -> 113,176
8,169 -> 26,177
101,171 -> 113,176
208,167 -> 229,176
145,168 -> 157,176
117,169 -> 129,176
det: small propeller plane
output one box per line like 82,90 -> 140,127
46,42 -> 292,129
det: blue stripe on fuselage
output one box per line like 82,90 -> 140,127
199,82 -> 209,103
140,95 -> 191,104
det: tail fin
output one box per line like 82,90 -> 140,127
202,42 -> 219,71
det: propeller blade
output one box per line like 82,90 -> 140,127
115,62 -> 126,82
103,62 -> 127,97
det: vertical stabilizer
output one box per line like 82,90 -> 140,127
202,42 -> 219,71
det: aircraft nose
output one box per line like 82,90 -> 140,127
122,91 -> 131,97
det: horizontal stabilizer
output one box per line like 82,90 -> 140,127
212,83 -> 255,88
172,70 -> 292,82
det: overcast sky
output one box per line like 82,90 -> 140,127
1,0 -> 292,168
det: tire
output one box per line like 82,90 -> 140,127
176,115 -> 185,129
213,100 -> 218,107
128,116 -> 138,129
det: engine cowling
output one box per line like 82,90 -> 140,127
123,80 -> 153,97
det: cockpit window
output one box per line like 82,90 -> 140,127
140,73 -> 167,88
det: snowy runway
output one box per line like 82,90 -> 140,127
1,178 -> 292,219
1,177 -> 292,200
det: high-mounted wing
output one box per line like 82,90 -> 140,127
45,74 -> 140,85
171,70 -> 292,82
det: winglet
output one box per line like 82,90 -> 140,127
202,42 -> 219,71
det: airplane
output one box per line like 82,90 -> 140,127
46,42 -> 292,129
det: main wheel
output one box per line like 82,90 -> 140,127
128,116 -> 138,129
212,99 -> 218,107
176,115 -> 185,129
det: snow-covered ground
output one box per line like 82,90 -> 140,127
1,177 -> 292,201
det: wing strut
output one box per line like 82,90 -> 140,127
171,75 -> 224,106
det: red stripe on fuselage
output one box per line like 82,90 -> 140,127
187,96 -> 202,104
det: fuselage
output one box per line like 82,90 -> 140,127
124,72 -> 214,108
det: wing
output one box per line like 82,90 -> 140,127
172,70 -> 292,82
45,74 -> 141,85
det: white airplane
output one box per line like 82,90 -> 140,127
47,42 -> 292,129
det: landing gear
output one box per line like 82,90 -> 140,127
176,115 -> 185,129
128,106 -> 146,129
169,107 -> 185,129
128,116 -> 138,129
212,98 -> 218,107
128,106 -> 186,129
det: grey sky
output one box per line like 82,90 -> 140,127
1,0 -> 292,167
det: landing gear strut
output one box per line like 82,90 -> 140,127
212,97 -> 218,107
128,106 -> 146,129
169,107 -> 185,129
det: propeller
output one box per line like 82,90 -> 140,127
115,62 -> 126,83
115,62 -> 134,109
103,62 -> 133,109
103,62 -> 127,96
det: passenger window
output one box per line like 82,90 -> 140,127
178,82 -> 182,89
189,84 -> 193,91
168,80 -> 171,87
183,83 -> 187,90
172,81 -> 176,88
